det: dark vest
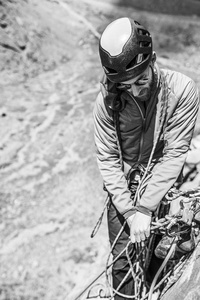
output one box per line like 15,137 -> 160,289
119,90 -> 164,167
101,68 -> 165,168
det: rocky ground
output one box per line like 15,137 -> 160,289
0,1 -> 200,300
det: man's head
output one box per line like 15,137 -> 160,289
119,64 -> 154,102
99,17 -> 153,84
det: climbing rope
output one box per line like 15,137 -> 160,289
82,187 -> 200,300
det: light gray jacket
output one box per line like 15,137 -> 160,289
93,65 -> 199,219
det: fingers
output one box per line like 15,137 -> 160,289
140,232 -> 146,241
135,233 -> 140,243
130,230 -> 149,244
145,228 -> 150,238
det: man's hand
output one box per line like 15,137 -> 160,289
127,212 -> 151,244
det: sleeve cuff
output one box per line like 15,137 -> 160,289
135,205 -> 153,217
123,208 -> 137,220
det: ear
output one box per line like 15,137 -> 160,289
151,51 -> 157,64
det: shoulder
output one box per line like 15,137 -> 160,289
161,68 -> 199,101
94,79 -> 114,119
93,91 -> 113,121
93,91 -> 104,116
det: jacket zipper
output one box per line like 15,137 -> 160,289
127,91 -> 146,163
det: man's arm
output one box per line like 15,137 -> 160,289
93,92 -> 135,219
128,78 -> 199,244
139,79 -> 199,211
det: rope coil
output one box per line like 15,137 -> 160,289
80,190 -> 200,300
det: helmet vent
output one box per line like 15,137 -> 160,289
134,20 -> 141,26
137,28 -> 150,37
139,41 -> 151,48
142,53 -> 150,61
104,66 -> 117,74
126,56 -> 138,70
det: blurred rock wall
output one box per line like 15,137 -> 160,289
116,0 -> 200,16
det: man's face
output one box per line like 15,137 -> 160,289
118,66 -> 153,102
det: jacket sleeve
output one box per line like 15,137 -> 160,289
139,79 -> 200,211
93,92 -> 135,219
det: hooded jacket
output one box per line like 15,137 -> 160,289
93,64 -> 199,219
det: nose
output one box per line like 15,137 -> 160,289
131,84 -> 141,96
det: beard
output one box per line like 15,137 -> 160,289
134,87 -> 152,102
133,68 -> 155,102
